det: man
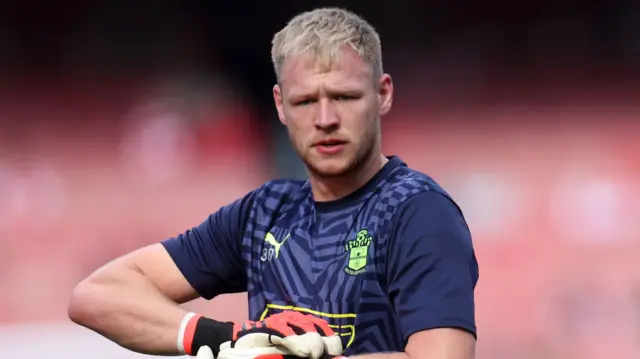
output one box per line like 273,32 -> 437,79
68,7 -> 479,359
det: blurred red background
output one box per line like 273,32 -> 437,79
1,75 -> 639,359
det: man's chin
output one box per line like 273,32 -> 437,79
305,157 -> 353,178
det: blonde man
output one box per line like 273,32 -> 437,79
68,8 -> 478,359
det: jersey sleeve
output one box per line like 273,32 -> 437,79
161,188 -> 260,300
386,190 -> 479,341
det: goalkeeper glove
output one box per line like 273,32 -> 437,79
197,319 -> 345,359
179,311 -> 342,358
197,342 -> 347,359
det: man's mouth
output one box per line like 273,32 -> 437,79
314,139 -> 347,147
313,139 -> 347,155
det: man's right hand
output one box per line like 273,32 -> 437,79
190,311 -> 343,359
230,311 -> 343,358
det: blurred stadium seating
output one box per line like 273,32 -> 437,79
1,76 -> 639,359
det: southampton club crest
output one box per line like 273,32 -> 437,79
344,229 -> 373,276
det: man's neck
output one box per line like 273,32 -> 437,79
310,153 -> 388,202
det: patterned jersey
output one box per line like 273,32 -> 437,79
162,156 -> 479,355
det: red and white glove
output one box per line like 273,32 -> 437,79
193,312 -> 344,359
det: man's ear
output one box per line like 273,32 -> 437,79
273,84 -> 286,125
377,74 -> 393,116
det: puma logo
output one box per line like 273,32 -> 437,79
264,232 -> 291,258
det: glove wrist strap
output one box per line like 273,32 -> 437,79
177,312 -> 198,355
178,312 -> 235,356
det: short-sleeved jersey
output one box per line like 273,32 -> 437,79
162,156 -> 478,355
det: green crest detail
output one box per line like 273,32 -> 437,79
344,229 -> 373,275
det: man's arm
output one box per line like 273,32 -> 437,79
344,328 -> 474,359
68,189 -> 258,355
349,190 -> 479,359
68,244 -> 199,355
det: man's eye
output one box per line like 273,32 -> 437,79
334,95 -> 354,101
296,99 -> 315,106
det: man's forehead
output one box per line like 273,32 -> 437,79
280,51 -> 373,91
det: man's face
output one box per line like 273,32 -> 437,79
273,48 -> 393,178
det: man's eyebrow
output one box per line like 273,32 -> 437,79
287,83 -> 365,98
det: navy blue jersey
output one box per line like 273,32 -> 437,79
162,156 -> 478,355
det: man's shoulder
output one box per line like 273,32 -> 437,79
381,162 -> 454,205
370,161 -> 468,226
250,178 -> 310,212
256,178 -> 307,198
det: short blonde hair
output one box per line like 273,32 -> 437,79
271,8 -> 383,81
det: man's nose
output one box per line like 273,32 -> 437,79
314,99 -> 340,130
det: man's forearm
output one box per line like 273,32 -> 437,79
68,267 -> 188,355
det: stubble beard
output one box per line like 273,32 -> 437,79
289,124 -> 379,180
